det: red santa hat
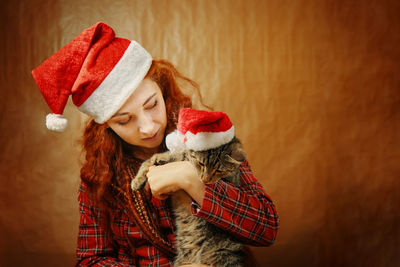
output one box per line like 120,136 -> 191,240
31,22 -> 152,132
166,108 -> 235,152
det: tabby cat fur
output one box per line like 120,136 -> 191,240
131,137 -> 246,267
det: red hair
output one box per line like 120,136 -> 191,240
80,60 -> 202,231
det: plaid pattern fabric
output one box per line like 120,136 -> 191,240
76,160 -> 279,266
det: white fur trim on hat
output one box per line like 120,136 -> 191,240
78,41 -> 152,124
185,126 -> 234,151
46,113 -> 68,132
166,130 -> 186,153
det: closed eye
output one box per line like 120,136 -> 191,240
146,100 -> 158,110
117,116 -> 131,125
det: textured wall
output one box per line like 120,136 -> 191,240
1,0 -> 399,266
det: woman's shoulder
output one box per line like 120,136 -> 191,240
77,181 -> 91,203
77,181 -> 99,208
78,180 -> 92,195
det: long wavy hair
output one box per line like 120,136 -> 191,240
80,59 -> 204,230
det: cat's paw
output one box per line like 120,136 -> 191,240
130,175 -> 148,191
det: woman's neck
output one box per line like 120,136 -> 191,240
132,145 -> 162,161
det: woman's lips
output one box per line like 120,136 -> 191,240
142,130 -> 159,141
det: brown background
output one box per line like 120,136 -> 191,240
1,0 -> 399,266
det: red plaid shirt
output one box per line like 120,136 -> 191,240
76,160 -> 279,266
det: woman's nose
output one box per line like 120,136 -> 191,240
138,114 -> 154,134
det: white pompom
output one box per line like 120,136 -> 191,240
46,113 -> 68,132
165,130 -> 186,153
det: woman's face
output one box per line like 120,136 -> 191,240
107,78 -> 167,150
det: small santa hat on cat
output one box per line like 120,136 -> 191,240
31,22 -> 152,132
166,108 -> 235,152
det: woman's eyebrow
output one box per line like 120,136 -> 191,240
111,93 -> 157,118
143,93 -> 157,106
111,112 -> 129,119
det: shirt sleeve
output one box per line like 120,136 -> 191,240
190,160 -> 279,246
76,183 -> 133,267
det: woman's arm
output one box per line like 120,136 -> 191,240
190,160 -> 279,246
146,160 -> 279,246
146,161 -> 205,203
76,184 -> 132,267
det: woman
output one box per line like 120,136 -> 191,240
32,22 -> 279,266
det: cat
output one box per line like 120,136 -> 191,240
131,136 -> 246,267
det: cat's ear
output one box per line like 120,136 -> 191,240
229,140 -> 246,163
225,154 -> 242,167
225,142 -> 246,167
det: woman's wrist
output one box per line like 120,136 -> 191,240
180,161 -> 206,205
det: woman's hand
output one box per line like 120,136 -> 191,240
146,161 -> 206,204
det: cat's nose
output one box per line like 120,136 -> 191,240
201,175 -> 214,184
200,175 -> 209,183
